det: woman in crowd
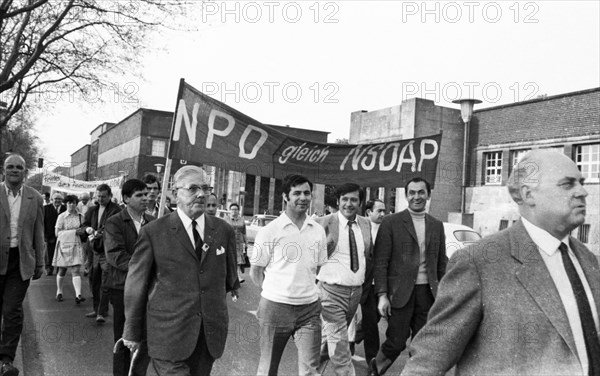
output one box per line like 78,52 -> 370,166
226,203 -> 248,283
53,194 -> 87,304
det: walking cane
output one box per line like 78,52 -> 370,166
113,338 -> 140,376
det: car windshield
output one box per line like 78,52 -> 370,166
454,230 -> 481,242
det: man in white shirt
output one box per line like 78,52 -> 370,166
401,150 -> 600,376
77,192 -> 94,216
315,183 -> 374,376
251,174 -> 327,376
0,153 -> 44,376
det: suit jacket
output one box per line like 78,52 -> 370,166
103,209 -> 155,290
374,209 -> 447,308
315,213 -> 374,303
0,183 -> 44,280
402,220 -> 600,376
124,211 -> 239,361
44,203 -> 66,240
76,201 -> 121,254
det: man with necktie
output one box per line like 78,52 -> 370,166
401,150 -> 600,376
123,166 -> 239,375
315,183 -> 374,376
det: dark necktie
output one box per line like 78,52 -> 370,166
559,242 -> 600,376
191,220 -> 203,256
348,220 -> 359,273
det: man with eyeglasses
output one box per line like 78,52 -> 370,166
123,165 -> 239,375
0,154 -> 44,376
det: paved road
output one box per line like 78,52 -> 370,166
19,272 -> 415,375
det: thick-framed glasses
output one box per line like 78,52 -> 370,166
176,185 -> 209,195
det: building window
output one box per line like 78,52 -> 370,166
509,149 -> 530,175
151,139 -> 166,157
577,224 -> 590,243
499,219 -> 509,230
485,151 -> 503,185
576,144 -> 599,183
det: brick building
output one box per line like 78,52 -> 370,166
69,108 -> 329,214
350,88 -> 599,254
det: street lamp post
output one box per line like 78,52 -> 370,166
452,98 -> 482,216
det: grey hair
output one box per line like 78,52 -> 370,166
173,165 -> 209,187
507,150 -> 544,204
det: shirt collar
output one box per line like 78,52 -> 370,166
3,183 -> 23,197
337,211 -> 357,226
521,217 -> 570,256
281,211 -> 314,229
177,207 -> 204,229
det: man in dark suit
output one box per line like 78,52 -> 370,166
369,177 -> 447,376
104,179 -> 154,376
401,150 -> 600,376
43,192 -> 66,276
0,153 -> 44,376
77,183 -> 121,323
316,183 -> 374,376
123,165 -> 239,375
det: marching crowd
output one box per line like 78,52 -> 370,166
0,149 -> 598,376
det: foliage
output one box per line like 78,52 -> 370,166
0,106 -> 42,168
0,0 -> 194,128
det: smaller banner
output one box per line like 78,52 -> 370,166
42,172 -> 123,194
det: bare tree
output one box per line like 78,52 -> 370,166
0,0 -> 193,129
0,106 -> 42,168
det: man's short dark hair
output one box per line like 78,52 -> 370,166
334,183 -> 364,203
121,179 -> 148,200
365,199 -> 384,211
229,203 -> 240,210
96,184 -> 112,195
142,174 -> 161,190
282,174 -> 313,198
404,177 -> 431,196
64,194 -> 79,204
44,192 -> 50,199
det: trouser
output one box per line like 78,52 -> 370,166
360,284 -> 381,364
151,323 -> 214,376
256,298 -> 322,376
380,284 -> 434,362
45,238 -> 57,271
110,288 -> 150,376
0,247 -> 31,360
318,282 -> 362,376
90,252 -> 109,316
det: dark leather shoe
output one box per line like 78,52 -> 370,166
0,361 -> 19,376
75,295 -> 86,304
349,341 -> 355,356
368,359 -> 380,376
56,293 -> 63,302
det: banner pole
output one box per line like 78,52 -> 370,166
157,78 -> 186,218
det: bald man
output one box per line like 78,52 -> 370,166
401,150 -> 600,376
0,154 -> 44,375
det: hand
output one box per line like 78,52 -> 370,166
83,267 -> 89,276
123,339 -> 140,352
85,227 -> 94,235
32,266 -> 44,280
377,295 -> 391,317
231,289 -> 239,302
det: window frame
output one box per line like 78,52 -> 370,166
484,151 -> 503,185
575,143 -> 599,183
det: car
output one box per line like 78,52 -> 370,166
246,214 -> 278,243
443,222 -> 482,258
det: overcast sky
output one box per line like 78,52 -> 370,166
36,0 -> 600,168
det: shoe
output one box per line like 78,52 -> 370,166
56,293 -> 63,302
239,279 -> 246,284
349,341 -> 355,356
368,359 -> 380,376
75,295 -> 86,304
85,311 -> 97,318
96,315 -> 106,323
0,361 -> 19,376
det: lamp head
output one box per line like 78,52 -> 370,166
453,98 -> 482,123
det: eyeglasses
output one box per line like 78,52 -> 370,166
176,185 -> 209,195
